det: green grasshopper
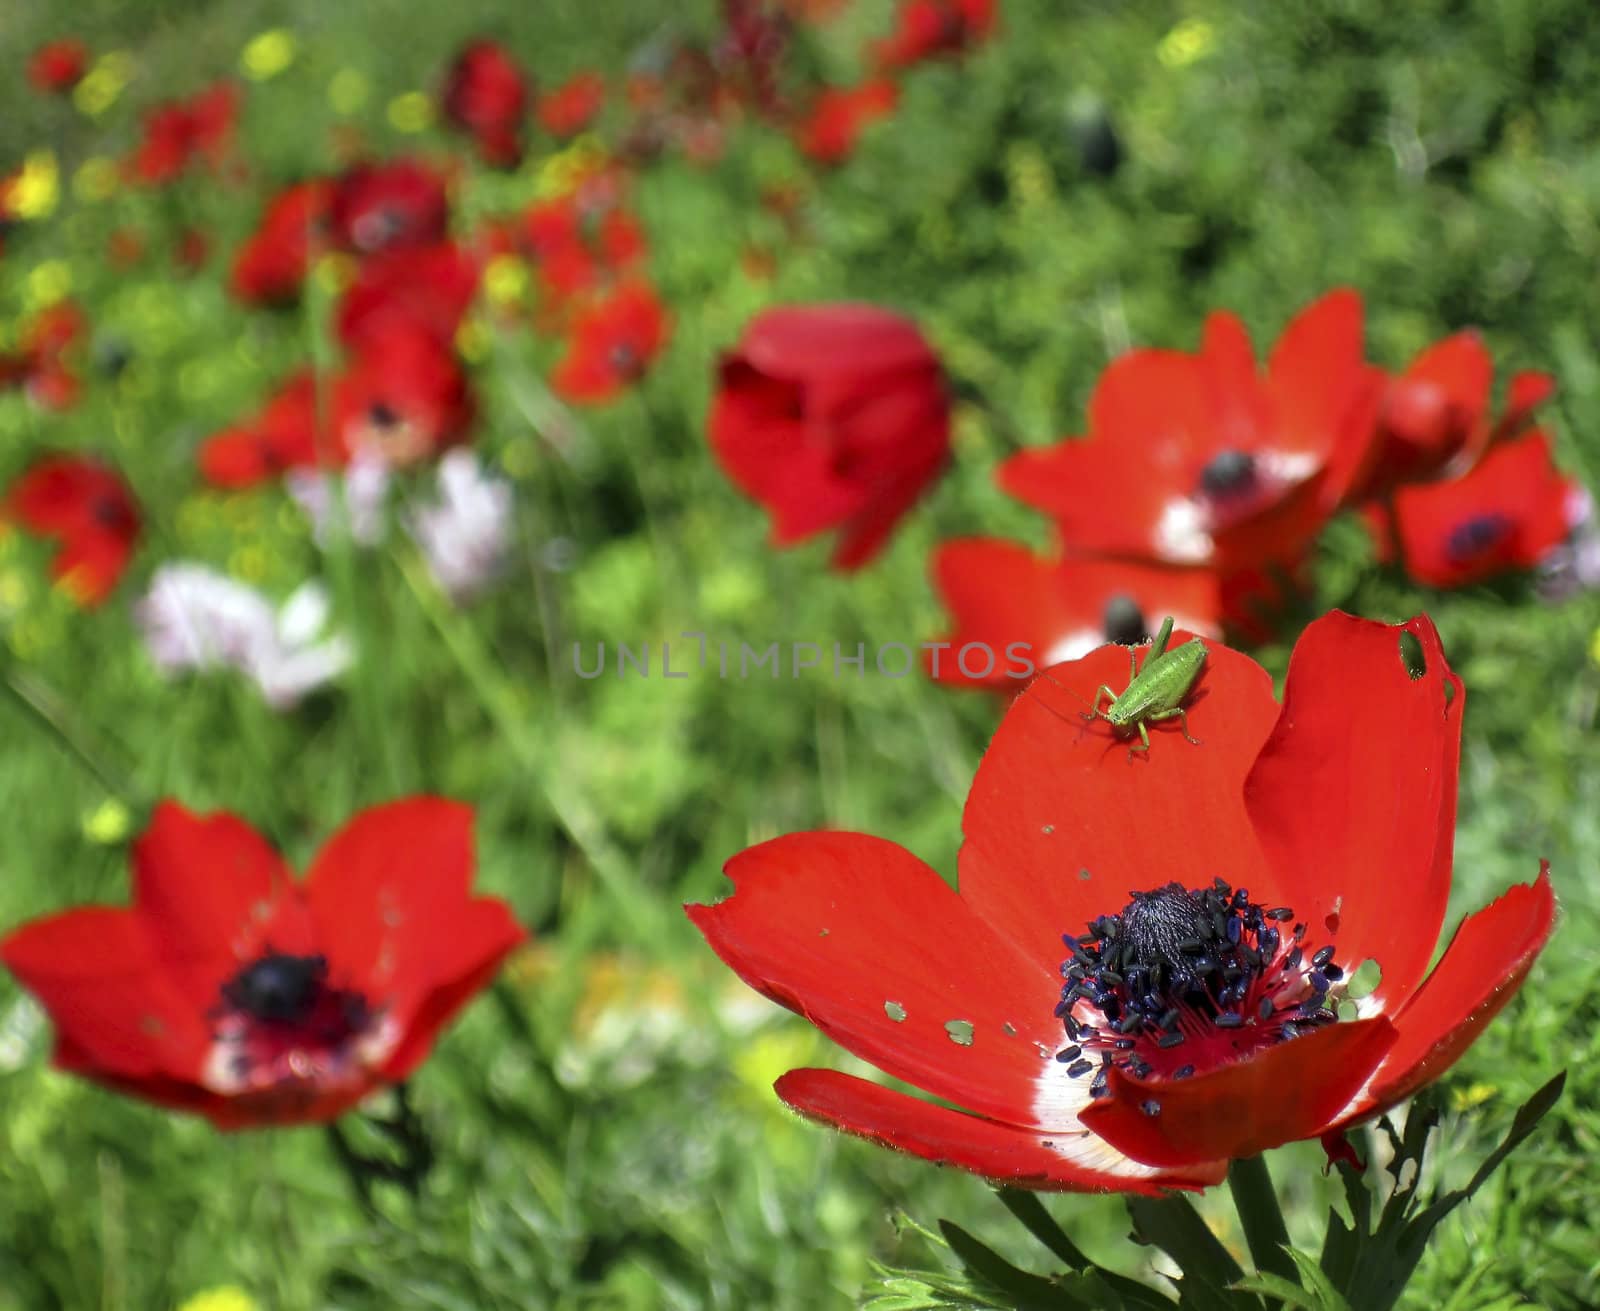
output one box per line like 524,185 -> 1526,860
1056,616 -> 1207,761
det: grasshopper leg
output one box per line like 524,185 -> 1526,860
1081,684 -> 1119,725
1144,707 -> 1203,747
1126,720 -> 1153,761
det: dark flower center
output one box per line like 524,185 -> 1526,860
368,400 -> 401,429
1198,449 -> 1258,500
1055,878 -> 1343,1100
608,342 -> 641,377
1101,594 -> 1148,647
1444,513 -> 1513,564
209,950 -> 378,1094
91,495 -> 135,533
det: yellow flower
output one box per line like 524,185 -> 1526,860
313,252 -> 357,295
175,1288 -> 260,1311
1589,626 -> 1600,669
7,152 -> 59,221
1158,17 -> 1217,69
1451,1081 -> 1499,1112
73,156 -> 121,204
483,255 -> 530,307
387,92 -> 434,134
240,29 -> 296,81
328,69 -> 370,116
455,318 -> 490,363
26,260 -> 72,309
74,51 -> 134,117
82,800 -> 132,845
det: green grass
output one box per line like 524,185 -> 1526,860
1,1 -> 1598,1307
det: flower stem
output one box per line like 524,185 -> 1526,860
0,659 -> 145,810
1227,1153 -> 1298,1284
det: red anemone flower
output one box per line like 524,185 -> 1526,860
690,612 -> 1554,1189
929,539 -> 1222,690
0,798 -> 524,1128
709,303 -> 950,570
333,328 -> 476,465
1358,331 -> 1555,498
998,291 -> 1385,575
4,454 -> 140,605
0,300 -> 87,411
550,282 -> 669,404
28,39 -> 89,95
521,195 -> 648,316
874,0 -> 998,70
441,40 -> 530,168
198,372 -> 323,489
1386,429 -> 1578,589
329,159 -> 451,257
795,79 -> 899,165
230,181 -> 333,306
539,71 -> 606,138
128,81 -> 240,186
335,242 -> 481,351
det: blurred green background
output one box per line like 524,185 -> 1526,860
0,1 -> 1597,1307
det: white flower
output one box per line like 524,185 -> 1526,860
405,449 -> 514,603
133,563 -> 353,709
286,447 -> 392,548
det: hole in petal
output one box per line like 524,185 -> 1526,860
883,1000 -> 907,1022
944,1019 -> 975,1046
1346,958 -> 1382,1000
1398,630 -> 1426,680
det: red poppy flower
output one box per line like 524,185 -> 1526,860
28,38 -> 89,95
690,612 -> 1555,1188
128,81 -> 240,186
0,301 -> 87,412
1386,429 -> 1578,589
1358,331 -> 1555,498
0,798 -> 524,1128
998,291 -> 1386,575
709,303 -> 950,570
230,180 -> 332,306
874,0 -> 998,70
333,328 -> 476,465
521,195 -> 647,315
4,454 -> 140,605
929,539 -> 1223,689
199,372 -> 324,489
550,282 -> 669,404
328,159 -> 451,257
441,40 -> 530,168
795,80 -> 899,165
539,71 -> 606,138
335,242 -> 481,351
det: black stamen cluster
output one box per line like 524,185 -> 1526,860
1055,878 -> 1343,1100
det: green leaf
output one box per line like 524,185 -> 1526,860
996,1189 -> 1173,1310
1126,1194 -> 1256,1311
939,1219 -> 1091,1310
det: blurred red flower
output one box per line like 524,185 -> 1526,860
928,539 -> 1223,689
874,0 -> 998,69
128,82 -> 240,186
521,193 -> 647,316
998,290 -> 1385,576
329,159 -> 451,256
709,303 -> 949,570
795,79 -> 898,165
691,613 -> 1554,1188
28,38 -> 89,95
335,242 -> 481,351
551,282 -> 669,404
441,40 -> 530,168
538,71 -> 606,138
0,798 -> 524,1128
3,453 -> 140,605
0,301 -> 87,411
1359,330 -> 1554,498
230,180 -> 332,305
199,331 -> 475,488
1385,429 -> 1578,589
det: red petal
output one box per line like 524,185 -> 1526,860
304,796 -> 480,1003
1078,1017 -> 1398,1168
958,637 -> 1283,968
132,802 -> 305,1003
50,530 -> 137,606
1400,331 -> 1493,443
1264,288 -> 1367,461
1244,613 -> 1461,1012
688,831 -> 1063,1127
1493,370 -> 1556,442
1199,311 -> 1271,448
737,303 -> 936,380
381,898 -> 526,1080
0,907 -> 210,1082
1335,866 -> 1555,1127
777,1067 -> 1226,1193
